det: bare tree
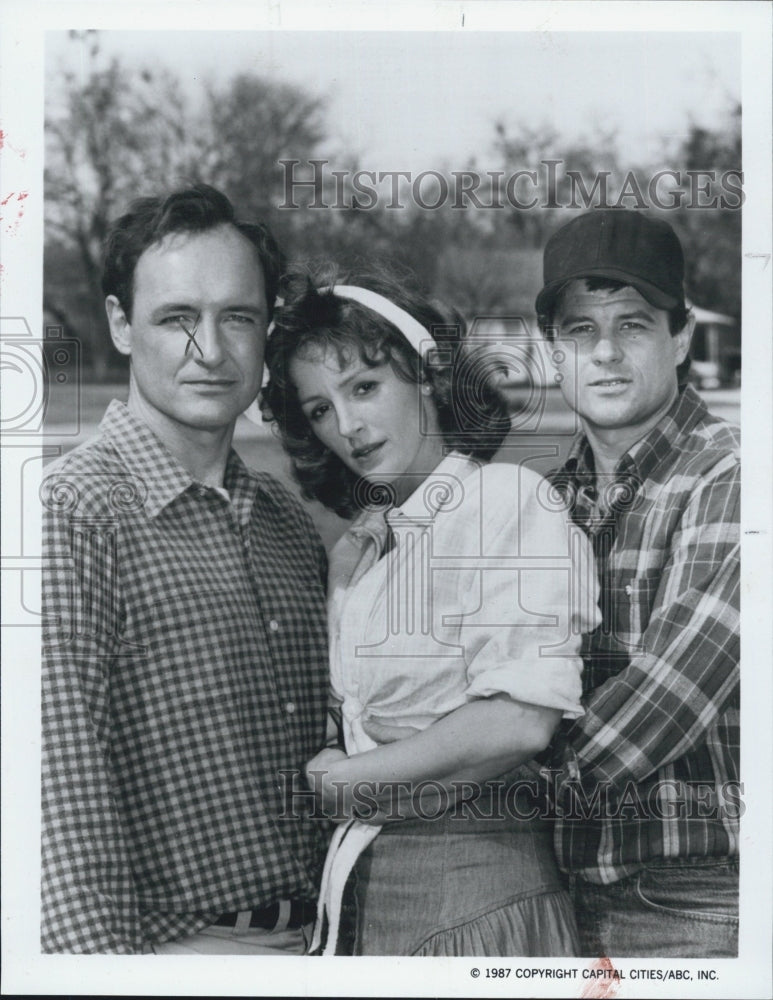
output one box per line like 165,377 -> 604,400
45,33 -> 200,374
44,36 -> 331,375
198,73 -> 328,242
491,119 -> 622,249
672,104 -> 742,319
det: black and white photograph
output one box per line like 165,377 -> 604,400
1,1 -> 771,996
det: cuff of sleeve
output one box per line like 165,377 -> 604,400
542,721 -> 583,797
465,658 -> 584,719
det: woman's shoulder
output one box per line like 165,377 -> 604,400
478,460 -> 547,490
458,461 -> 574,555
472,460 -> 552,513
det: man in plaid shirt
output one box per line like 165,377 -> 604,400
41,186 -> 329,953
536,211 -> 740,957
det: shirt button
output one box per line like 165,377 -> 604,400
269,619 -> 279,632
285,701 -> 296,714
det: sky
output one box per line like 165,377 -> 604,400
45,29 -> 741,173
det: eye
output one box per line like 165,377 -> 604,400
620,320 -> 645,334
223,313 -> 258,327
353,380 -> 378,395
563,323 -> 594,338
160,313 -> 197,329
308,403 -> 331,423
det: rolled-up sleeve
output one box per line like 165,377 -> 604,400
462,465 -> 601,717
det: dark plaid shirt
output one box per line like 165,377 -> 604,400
547,386 -> 740,884
41,402 -> 329,952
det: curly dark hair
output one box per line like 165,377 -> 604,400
102,184 -> 284,322
261,267 -> 511,519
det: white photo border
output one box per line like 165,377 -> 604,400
1,2 -> 771,997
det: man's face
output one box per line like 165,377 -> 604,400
550,281 -> 692,443
107,224 -> 268,437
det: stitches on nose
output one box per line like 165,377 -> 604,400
178,313 -> 204,359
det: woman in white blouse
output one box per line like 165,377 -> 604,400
261,270 -> 599,956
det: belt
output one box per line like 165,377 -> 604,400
213,899 -> 316,932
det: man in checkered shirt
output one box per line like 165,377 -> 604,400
536,211 -> 740,957
41,185 -> 329,954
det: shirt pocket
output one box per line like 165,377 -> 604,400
625,571 -> 663,655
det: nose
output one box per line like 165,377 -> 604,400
335,402 -> 365,440
590,327 -> 623,365
191,314 -> 226,367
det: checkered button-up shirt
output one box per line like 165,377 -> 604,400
547,385 -> 740,884
41,402 -> 329,952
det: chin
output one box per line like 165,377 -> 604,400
177,406 -> 241,431
582,399 -> 638,420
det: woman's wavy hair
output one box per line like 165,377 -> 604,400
261,267 -> 511,519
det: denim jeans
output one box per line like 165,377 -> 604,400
570,857 -> 739,958
353,808 -> 579,956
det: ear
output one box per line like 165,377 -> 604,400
672,311 -> 695,367
419,381 -> 440,430
106,295 -> 132,356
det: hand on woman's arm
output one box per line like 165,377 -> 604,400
305,694 -> 561,823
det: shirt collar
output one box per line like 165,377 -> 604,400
99,400 -> 260,521
624,383 -> 708,483
223,448 -> 263,529
345,451 -> 479,547
388,451 -> 480,523
558,384 -> 708,486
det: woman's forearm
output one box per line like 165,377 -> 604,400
306,695 -> 561,821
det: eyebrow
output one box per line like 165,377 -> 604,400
559,308 -> 656,326
222,303 -> 267,316
150,304 -> 198,319
297,365 -> 378,406
150,303 -> 266,319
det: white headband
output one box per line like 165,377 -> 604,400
322,284 -> 435,359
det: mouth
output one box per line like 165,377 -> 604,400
588,377 -> 631,388
184,379 -> 237,388
351,441 -> 386,461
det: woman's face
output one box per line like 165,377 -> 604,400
290,343 -> 445,503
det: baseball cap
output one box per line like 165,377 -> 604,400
535,210 -> 685,317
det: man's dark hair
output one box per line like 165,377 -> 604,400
101,184 -> 284,321
538,277 -> 692,387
